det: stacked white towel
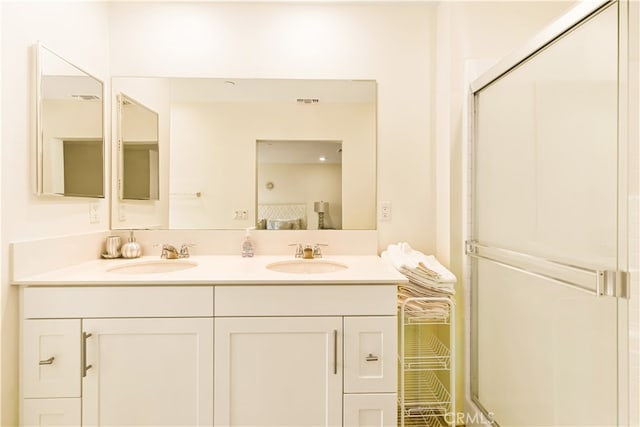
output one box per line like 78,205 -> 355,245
382,242 -> 456,322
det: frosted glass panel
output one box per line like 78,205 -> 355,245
474,4 -> 618,268
475,259 -> 617,426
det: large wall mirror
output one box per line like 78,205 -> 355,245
111,77 -> 377,230
36,43 -> 104,197
117,93 -> 159,201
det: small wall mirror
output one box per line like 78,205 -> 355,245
36,43 -> 104,197
117,93 -> 160,200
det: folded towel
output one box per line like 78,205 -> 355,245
381,242 -> 456,283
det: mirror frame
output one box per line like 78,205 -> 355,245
35,42 -> 105,198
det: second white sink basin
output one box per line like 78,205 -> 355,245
266,259 -> 348,274
107,259 -> 198,274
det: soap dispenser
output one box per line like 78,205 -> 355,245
121,231 -> 142,259
241,227 -> 255,258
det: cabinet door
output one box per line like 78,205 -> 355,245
22,319 -> 81,398
344,316 -> 396,393
343,394 -> 397,427
82,318 -> 213,426
215,317 -> 342,427
22,398 -> 81,427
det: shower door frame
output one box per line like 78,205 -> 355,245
464,0 -> 637,425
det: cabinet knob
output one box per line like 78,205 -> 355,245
365,353 -> 379,362
39,356 -> 55,366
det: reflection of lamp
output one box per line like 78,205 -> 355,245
314,201 -> 329,229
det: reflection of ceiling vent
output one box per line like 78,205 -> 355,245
72,94 -> 101,101
297,98 -> 319,104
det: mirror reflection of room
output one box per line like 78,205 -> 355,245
37,44 -> 104,198
257,140 -> 342,230
111,77 -> 377,231
117,93 -> 159,201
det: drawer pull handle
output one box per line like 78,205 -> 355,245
82,332 -> 93,377
365,353 -> 379,362
39,356 -> 55,366
333,329 -> 338,375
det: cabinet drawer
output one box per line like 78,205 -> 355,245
344,316 -> 397,393
343,393 -> 397,427
23,286 -> 214,318
22,398 -> 81,426
23,320 -> 81,398
215,285 -> 397,316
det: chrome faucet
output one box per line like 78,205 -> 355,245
161,243 -> 194,259
161,244 -> 180,259
289,243 -> 327,259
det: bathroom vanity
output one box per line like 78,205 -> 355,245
15,255 -> 405,427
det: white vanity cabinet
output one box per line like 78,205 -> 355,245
20,286 -> 214,427
214,285 -> 398,427
20,282 -> 398,427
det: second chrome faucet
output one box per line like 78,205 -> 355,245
290,243 -> 328,259
161,243 -> 194,259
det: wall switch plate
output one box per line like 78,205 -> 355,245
234,209 -> 248,220
89,203 -> 99,224
380,201 -> 391,221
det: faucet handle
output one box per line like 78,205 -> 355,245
288,243 -> 304,258
313,243 -> 328,258
180,243 -> 195,258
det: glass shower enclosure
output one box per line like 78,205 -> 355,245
467,1 -> 636,425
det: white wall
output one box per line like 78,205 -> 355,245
1,2 -> 110,424
108,1 -> 438,252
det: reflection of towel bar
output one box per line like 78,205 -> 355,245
170,192 -> 202,198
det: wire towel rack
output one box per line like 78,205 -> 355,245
399,297 -> 455,427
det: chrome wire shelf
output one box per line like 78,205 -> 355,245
403,332 -> 451,371
402,370 -> 451,413
399,297 -> 455,427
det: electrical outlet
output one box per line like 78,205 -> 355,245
380,201 -> 392,221
89,203 -> 99,224
119,205 -> 126,222
234,209 -> 248,220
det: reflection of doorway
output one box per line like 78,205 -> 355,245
256,140 -> 342,230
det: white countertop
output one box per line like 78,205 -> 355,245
13,255 -> 408,286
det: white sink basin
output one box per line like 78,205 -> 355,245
266,259 -> 348,274
107,259 -> 198,274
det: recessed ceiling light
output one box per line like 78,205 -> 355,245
319,156 -> 326,162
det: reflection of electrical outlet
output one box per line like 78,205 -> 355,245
234,209 -> 248,220
380,201 -> 391,221
89,203 -> 99,224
